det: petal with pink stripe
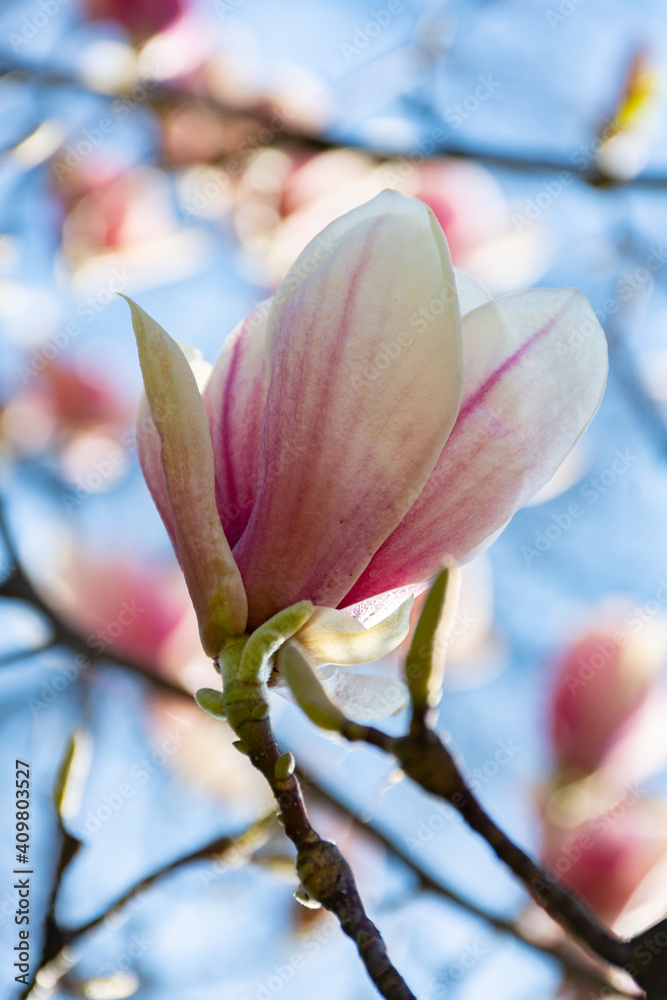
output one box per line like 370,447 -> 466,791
203,302 -> 270,549
342,288 -> 608,606
233,190 -> 462,628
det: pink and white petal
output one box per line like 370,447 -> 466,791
202,301 -> 270,549
344,584 -> 430,627
296,599 -> 413,667
137,345 -> 212,554
454,268 -> 492,316
320,668 -> 409,721
137,394 -> 178,551
234,190 -> 462,628
178,342 -> 213,392
342,288 -> 608,606
127,298 -> 248,651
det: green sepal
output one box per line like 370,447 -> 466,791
274,751 -> 295,780
278,643 -> 347,732
53,728 -> 92,823
239,601 -> 314,683
294,885 -> 322,910
194,687 -> 227,719
405,565 -> 459,716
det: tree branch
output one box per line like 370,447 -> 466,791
3,58 -> 667,189
325,718 -> 659,995
296,765 -> 638,998
221,666 -> 417,1000
0,500 -> 190,699
23,811 -> 277,999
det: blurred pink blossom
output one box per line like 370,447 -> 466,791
542,798 -> 667,929
84,0 -> 185,42
233,148 -> 550,293
39,553 -> 204,677
550,611 -> 667,777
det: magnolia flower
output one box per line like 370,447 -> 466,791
551,611 -> 667,777
129,190 -> 607,717
84,0 -> 184,41
542,799 -> 667,930
36,552 -> 201,674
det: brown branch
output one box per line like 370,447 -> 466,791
296,765 -> 638,998
222,671 -> 416,1000
20,822 -> 81,1000
325,719 -> 650,994
3,59 -> 667,189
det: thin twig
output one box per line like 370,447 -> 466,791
24,811 -> 277,998
0,501 -> 190,699
3,59 -> 667,189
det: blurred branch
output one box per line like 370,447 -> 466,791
2,58 -> 667,188
20,741 -> 85,1000
23,809 -> 277,999
0,498 -> 191,699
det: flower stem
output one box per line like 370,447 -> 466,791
219,658 -> 417,1000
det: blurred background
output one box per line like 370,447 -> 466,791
1,1 -> 667,998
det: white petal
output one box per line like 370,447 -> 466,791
296,599 -> 413,667
454,267 -> 493,315
321,668 -> 409,721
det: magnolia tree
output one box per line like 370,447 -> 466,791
3,0 -> 667,997
105,189 -> 664,999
